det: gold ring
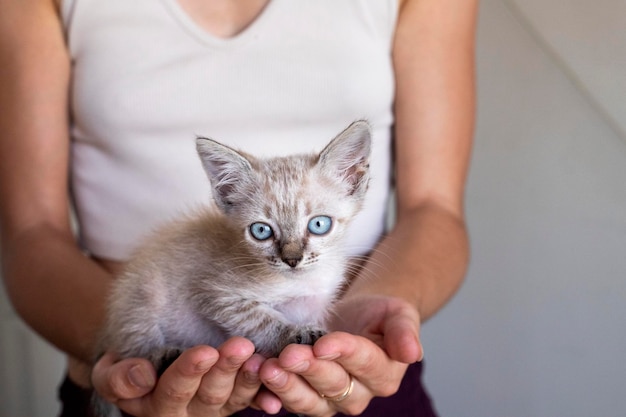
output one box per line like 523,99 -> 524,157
319,375 -> 354,402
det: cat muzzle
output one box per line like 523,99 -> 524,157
281,254 -> 303,268
280,241 -> 304,268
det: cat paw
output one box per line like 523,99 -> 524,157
148,348 -> 183,376
256,327 -> 327,357
289,327 -> 327,346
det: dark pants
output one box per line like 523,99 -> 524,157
59,362 -> 437,417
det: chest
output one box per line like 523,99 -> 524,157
175,0 -> 270,38
65,0 -> 395,154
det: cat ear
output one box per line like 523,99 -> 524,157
196,137 -> 253,211
318,120 -> 372,197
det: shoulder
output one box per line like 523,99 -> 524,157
0,0 -> 64,28
392,0 -> 479,52
0,0 -> 62,12
395,0 -> 479,24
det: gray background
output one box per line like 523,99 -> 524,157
1,0 -> 626,416
422,1 -> 626,416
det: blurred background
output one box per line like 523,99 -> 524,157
422,0 -> 626,416
1,0 -> 625,416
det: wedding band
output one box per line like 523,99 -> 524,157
319,375 -> 354,402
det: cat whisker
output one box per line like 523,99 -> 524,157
226,261 -> 271,274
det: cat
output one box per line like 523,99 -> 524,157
93,120 -> 371,414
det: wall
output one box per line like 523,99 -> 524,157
422,1 -> 626,416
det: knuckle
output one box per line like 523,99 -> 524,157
106,382 -> 126,400
103,372 -> 131,401
355,358 -> 403,397
362,354 -> 382,375
196,390 -> 230,406
373,377 -> 401,397
323,387 -> 346,401
163,386 -> 195,403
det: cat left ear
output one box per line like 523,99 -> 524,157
318,120 -> 372,197
196,137 -> 253,211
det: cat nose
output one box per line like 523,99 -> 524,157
282,256 -> 302,268
281,241 -> 303,268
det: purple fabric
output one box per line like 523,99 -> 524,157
58,362 -> 436,417
235,362 -> 437,417
58,376 -> 96,417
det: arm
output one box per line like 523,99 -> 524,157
0,0 -> 110,361
256,0 -> 477,415
0,3 -> 263,416
347,0 -> 477,323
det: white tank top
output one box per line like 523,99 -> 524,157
61,0 -> 398,261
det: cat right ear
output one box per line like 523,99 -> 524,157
196,137 -> 253,211
318,120 -> 372,198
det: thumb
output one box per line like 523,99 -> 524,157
92,352 -> 157,402
383,308 -> 423,364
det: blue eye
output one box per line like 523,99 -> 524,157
250,222 -> 273,240
308,216 -> 332,235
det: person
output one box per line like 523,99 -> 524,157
0,0 -> 476,415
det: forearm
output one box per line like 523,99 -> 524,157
345,203 -> 469,321
352,0 -> 476,321
2,224 -> 112,362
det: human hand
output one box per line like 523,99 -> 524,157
254,295 -> 423,416
91,337 -> 264,417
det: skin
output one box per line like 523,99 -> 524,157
0,0 -> 476,416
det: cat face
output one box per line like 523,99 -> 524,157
236,156 -> 360,272
196,121 -> 372,273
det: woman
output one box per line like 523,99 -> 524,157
0,0 -> 476,415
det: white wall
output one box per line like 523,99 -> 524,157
1,1 -> 625,416
422,1 -> 626,416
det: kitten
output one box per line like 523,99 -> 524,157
95,120 -> 371,384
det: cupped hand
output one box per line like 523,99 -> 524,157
91,337 -> 264,417
255,295 -> 423,416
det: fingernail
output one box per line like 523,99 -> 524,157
243,370 -> 260,384
128,365 -> 155,389
265,369 -> 288,388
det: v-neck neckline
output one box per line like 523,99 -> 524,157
161,0 -> 277,47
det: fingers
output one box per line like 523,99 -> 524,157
259,332 -> 410,416
314,332 -> 407,397
332,295 -> 423,364
281,344 -> 356,401
91,352 -> 157,403
115,345 -> 220,417
256,297 -> 422,416
188,337 -> 258,415
229,352 -> 266,409
260,356 -> 332,416
92,340 -> 264,417
265,343 -> 370,416
382,309 -> 423,363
